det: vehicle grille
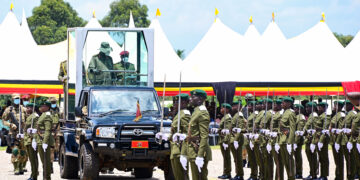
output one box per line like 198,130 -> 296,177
120,125 -> 157,140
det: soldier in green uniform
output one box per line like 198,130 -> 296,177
217,103 -> 232,179
2,94 -> 26,175
36,101 -> 54,180
270,99 -> 284,180
21,95 -> 30,173
181,89 -> 212,180
279,97 -> 296,180
329,101 -> 345,180
58,60 -> 68,87
230,101 -> 246,180
293,104 -> 306,179
87,42 -> 114,85
49,97 -> 60,174
259,98 -> 273,180
24,103 -> 39,180
113,51 -> 136,85
168,93 -> 191,180
351,105 -> 360,178
243,101 -> 258,180
303,102 -> 319,180
314,102 -> 331,180
253,100 -> 265,180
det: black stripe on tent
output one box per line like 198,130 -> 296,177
0,80 -> 76,88
154,82 -> 342,87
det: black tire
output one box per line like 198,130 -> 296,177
59,143 -> 79,179
134,168 -> 153,179
79,143 -> 99,180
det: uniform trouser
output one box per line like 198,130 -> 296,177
354,143 -> 360,177
26,145 -> 39,179
11,143 -> 26,173
317,143 -> 329,177
260,144 -> 273,180
246,144 -> 258,179
230,143 -> 244,177
254,144 -> 264,179
190,159 -> 209,180
332,144 -> 344,180
294,143 -> 303,176
343,145 -> 356,179
170,156 -> 189,180
272,145 -> 284,180
38,145 -> 51,180
220,143 -> 232,176
280,144 -> 295,180
305,143 -> 318,178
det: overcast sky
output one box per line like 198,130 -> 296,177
1,0 -> 360,56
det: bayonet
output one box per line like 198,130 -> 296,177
159,74 -> 166,144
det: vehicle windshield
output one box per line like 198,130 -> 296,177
90,89 -> 159,116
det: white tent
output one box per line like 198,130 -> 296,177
346,30 -> 360,50
244,24 -> 261,41
344,30 -> 360,76
128,11 -> 135,28
20,9 -> 37,47
181,18 -> 244,82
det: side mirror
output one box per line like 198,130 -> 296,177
163,107 -> 169,117
75,107 -> 83,117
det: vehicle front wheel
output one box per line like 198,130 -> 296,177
59,143 -> 78,179
134,167 -> 153,178
79,143 -> 99,180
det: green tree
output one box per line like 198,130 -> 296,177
101,0 -> 150,27
175,49 -> 185,60
334,33 -> 354,47
28,0 -> 85,45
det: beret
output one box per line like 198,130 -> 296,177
317,102 -> 328,107
275,99 -> 283,104
306,102 -> 317,107
221,103 -> 232,110
174,93 -> 190,101
283,97 -> 294,103
294,104 -> 304,109
190,89 -> 207,98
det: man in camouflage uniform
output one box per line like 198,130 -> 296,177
36,101 -> 54,180
271,99 -> 284,180
330,101 -> 345,180
24,103 -> 39,180
87,42 -> 114,85
2,94 -> 26,175
304,102 -> 319,180
243,101 -> 258,180
113,50 -> 136,85
293,104 -> 306,179
181,89 -> 212,180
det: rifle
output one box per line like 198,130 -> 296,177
31,89 -> 37,130
9,107 -> 19,129
322,89 -> 328,131
159,74 -> 166,144
236,89 -> 242,129
263,88 -> 270,131
18,104 -> 23,136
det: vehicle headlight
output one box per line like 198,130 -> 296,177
96,127 -> 116,138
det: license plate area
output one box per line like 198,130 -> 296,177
131,141 -> 149,149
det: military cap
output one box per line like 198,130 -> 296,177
294,104 -> 304,109
21,94 -> 30,99
221,103 -> 232,110
245,93 -> 254,100
306,102 -> 317,107
317,102 -> 328,107
334,101 -> 344,106
98,42 -> 113,54
232,101 -> 240,106
190,89 -> 207,98
120,51 -> 129,56
283,97 -> 294,103
344,100 -> 352,105
263,98 -> 273,103
39,101 -> 51,107
12,93 -> 20,99
248,101 -> 256,105
25,103 -> 37,108
49,96 -> 57,102
275,99 -> 283,104
174,93 -> 190,101
256,99 -> 263,104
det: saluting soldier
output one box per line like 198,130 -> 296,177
279,97 -> 296,180
169,93 -> 191,180
230,101 -> 246,180
271,99 -> 284,180
293,104 -> 306,179
180,89 -> 212,180
217,103 -> 232,179
315,102 -> 331,180
303,102 -> 319,180
24,103 -> 39,180
36,101 -> 54,180
330,101 -> 345,180
243,101 -> 258,180
2,94 -> 26,175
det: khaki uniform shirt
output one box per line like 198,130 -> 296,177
169,109 -> 191,159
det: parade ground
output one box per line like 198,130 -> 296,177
0,147 -> 338,180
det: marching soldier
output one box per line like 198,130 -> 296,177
36,101 -> 54,180
181,89 -> 212,180
330,101 -> 345,180
24,103 -> 39,180
259,98 -> 273,180
217,103 -> 232,179
230,101 -> 246,180
2,94 -> 26,175
244,101 -> 258,180
169,93 -> 191,180
279,97 -> 296,180
293,104 -> 306,179
253,100 -> 265,180
351,104 -> 360,177
315,102 -> 331,180
304,102 -> 319,180
271,99 -> 284,180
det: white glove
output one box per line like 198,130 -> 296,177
331,129 -> 337,134
274,143 -> 280,154
221,129 -> 230,135
32,139 -> 37,151
310,144 -> 316,153
347,142 -> 353,152
293,144 -> 298,151
27,128 -> 32,134
16,134 -> 24,139
287,144 -> 292,155
307,129 -> 316,135
42,144 -> 48,151
266,143 -> 272,153
318,142 -> 324,150
172,133 -> 186,142
265,130 -> 271,136
31,128 -> 37,134
357,143 -> 360,154
343,128 -> 351,134
271,132 -> 278,138
249,141 -> 254,150
195,157 -> 204,173
249,134 -> 254,139
222,143 -> 228,150
180,155 -> 188,170
233,141 -> 239,150
211,128 -> 218,134
336,129 -> 343,134
155,132 -> 169,141
232,128 -> 241,133
334,143 -> 340,153
254,134 -> 259,140
321,130 -> 329,135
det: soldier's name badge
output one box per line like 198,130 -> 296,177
199,105 -> 207,111
341,112 -> 346,117
183,110 -> 191,115
46,112 -> 51,116
239,112 -> 244,117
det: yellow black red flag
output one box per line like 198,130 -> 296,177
133,100 -> 142,122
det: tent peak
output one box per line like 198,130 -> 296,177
156,8 -> 161,17
10,2 -> 14,11
128,10 -> 135,28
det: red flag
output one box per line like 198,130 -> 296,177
133,100 -> 142,122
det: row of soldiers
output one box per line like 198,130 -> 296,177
2,94 -> 60,180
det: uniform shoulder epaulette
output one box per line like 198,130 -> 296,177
183,110 -> 191,115
351,110 -> 357,115
340,112 -> 346,117
45,112 -> 51,116
227,114 -> 232,118
301,114 -> 305,120
199,105 -> 207,111
290,109 -> 295,113
238,112 -> 244,117
280,109 -> 284,115
313,112 -> 318,117
34,113 -> 39,117
255,111 -> 259,115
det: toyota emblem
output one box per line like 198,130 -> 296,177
133,129 -> 143,136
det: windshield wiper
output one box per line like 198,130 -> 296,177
98,109 -> 129,117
